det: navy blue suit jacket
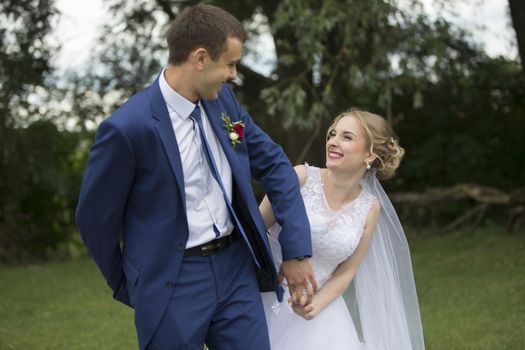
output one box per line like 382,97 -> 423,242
75,77 -> 311,348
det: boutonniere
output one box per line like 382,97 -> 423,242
221,112 -> 245,146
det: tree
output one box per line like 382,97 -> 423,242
70,0 -> 524,196
509,0 -> 525,81
78,1 -> 480,154
393,56 -> 525,191
0,0 -> 82,262
430,0 -> 524,81
0,0 -> 56,129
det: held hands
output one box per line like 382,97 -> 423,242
279,258 -> 318,306
290,298 -> 320,320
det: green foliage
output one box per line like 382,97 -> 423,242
0,0 -> 57,128
260,0 -> 400,130
0,0 -> 85,262
394,57 -> 525,191
75,0 -> 524,173
0,121 -> 83,262
2,0 -> 522,260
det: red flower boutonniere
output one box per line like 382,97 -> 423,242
221,112 -> 245,146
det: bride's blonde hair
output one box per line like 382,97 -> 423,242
326,108 -> 405,180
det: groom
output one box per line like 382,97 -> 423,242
75,3 -> 316,350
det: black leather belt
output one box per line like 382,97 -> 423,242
184,228 -> 240,257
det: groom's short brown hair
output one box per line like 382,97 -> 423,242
166,4 -> 246,65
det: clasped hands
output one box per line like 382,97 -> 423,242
279,258 -> 319,320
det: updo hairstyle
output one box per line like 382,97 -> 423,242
326,108 -> 405,180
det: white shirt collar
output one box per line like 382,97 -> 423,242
158,67 -> 197,120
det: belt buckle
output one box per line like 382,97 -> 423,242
200,241 -> 222,256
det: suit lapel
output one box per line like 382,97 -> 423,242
201,100 -> 246,184
149,79 -> 187,211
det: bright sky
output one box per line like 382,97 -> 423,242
54,0 -> 517,73
418,0 -> 517,58
54,0 -> 108,70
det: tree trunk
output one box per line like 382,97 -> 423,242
509,0 -> 525,81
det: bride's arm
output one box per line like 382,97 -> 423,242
292,198 -> 381,320
259,164 -> 308,229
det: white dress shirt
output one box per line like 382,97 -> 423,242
159,69 -> 234,248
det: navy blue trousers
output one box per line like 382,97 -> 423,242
146,240 -> 271,350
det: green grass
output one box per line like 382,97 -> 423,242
411,226 -> 525,350
0,259 -> 136,349
0,227 -> 523,349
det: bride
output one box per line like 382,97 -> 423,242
259,109 -> 425,349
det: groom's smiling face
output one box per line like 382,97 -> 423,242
197,37 -> 243,100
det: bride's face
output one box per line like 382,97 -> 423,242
325,115 -> 371,172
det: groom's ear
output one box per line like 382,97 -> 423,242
190,48 -> 208,70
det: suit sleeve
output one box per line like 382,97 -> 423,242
223,85 -> 312,260
75,119 -> 135,306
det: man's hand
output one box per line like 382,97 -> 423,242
279,258 -> 318,306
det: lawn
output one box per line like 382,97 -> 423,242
0,258 -> 136,349
411,226 -> 525,349
0,226 -> 523,349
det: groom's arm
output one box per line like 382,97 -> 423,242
223,86 -> 311,259
75,119 -> 134,306
223,85 -> 317,302
258,165 -> 318,303
258,164 -> 308,229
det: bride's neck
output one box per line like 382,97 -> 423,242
322,168 -> 363,207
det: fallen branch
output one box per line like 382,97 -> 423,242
390,184 -> 524,232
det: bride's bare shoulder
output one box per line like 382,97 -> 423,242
293,164 -> 309,187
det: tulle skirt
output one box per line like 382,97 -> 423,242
261,289 -> 364,350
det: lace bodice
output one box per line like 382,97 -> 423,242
302,166 -> 376,285
269,165 -> 376,287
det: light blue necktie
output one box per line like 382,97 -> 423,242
190,104 -> 260,268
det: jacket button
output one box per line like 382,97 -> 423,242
177,243 -> 185,251
165,281 -> 175,288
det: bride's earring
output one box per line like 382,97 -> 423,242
366,160 -> 371,170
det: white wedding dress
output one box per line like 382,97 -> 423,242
261,165 -> 376,350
